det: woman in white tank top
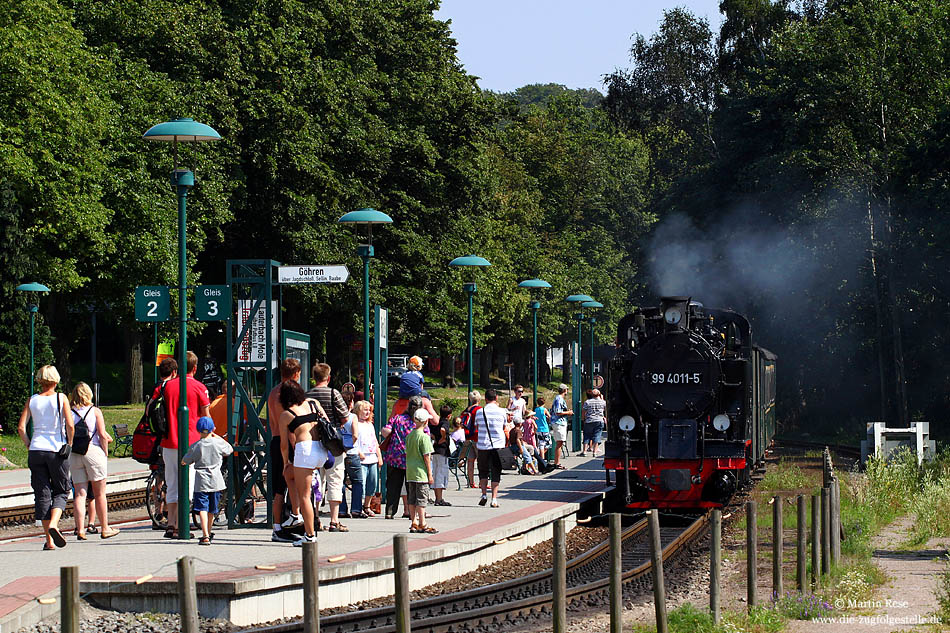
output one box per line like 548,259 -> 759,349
16,365 -> 73,550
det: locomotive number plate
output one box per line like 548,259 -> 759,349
650,372 -> 702,384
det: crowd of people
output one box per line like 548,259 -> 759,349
15,356 -> 606,550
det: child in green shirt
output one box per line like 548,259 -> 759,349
405,408 -> 436,534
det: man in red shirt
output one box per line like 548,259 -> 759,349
162,350 -> 211,538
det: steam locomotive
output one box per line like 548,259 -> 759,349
604,297 -> 776,509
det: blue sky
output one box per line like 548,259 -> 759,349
434,1 -> 724,93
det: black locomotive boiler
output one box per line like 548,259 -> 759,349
604,297 -> 776,509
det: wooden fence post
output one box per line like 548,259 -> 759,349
811,493 -> 820,587
711,509 -> 721,624
821,487 -> 831,575
648,510 -> 668,633
772,495 -> 783,598
553,519 -> 568,633
797,495 -> 806,593
831,481 -> 841,565
394,534 -> 411,633
302,541 -> 319,633
747,500 -> 757,610
177,556 -> 199,633
61,566 -> 79,633
609,513 -> 622,633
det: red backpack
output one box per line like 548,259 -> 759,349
461,404 -> 481,441
132,413 -> 163,465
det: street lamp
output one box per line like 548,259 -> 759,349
16,282 -> 50,395
517,279 -> 551,406
565,294 -> 593,452
449,255 -> 492,395
581,300 -> 603,391
143,117 -> 221,540
338,208 -> 393,396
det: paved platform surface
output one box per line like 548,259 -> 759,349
0,457 -> 148,489
0,456 -> 608,627
0,458 -> 150,508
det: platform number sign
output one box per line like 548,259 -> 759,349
134,286 -> 170,322
195,285 -> 230,321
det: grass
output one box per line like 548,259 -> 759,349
0,434 -> 28,468
0,404 -> 145,468
760,460 -> 811,492
630,603 -> 785,633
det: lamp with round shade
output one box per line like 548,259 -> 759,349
449,255 -> 492,394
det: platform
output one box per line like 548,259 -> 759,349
0,456 -> 610,629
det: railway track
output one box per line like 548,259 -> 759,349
241,513 -> 709,633
0,487 -> 147,527
773,438 -> 862,463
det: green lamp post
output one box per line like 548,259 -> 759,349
565,294 -> 594,452
581,300 -> 603,390
338,208 -> 393,396
449,255 -> 492,395
517,279 -> 551,406
16,282 -> 50,396
143,117 -> 221,540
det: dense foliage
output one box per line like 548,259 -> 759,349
1,0 -> 947,437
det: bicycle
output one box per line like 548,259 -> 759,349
145,452 -> 261,529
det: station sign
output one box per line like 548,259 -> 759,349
278,265 -> 349,284
237,300 -> 279,366
134,286 -> 170,322
195,285 -> 231,321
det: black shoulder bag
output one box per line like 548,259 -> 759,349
56,394 -> 71,459
310,400 -> 345,457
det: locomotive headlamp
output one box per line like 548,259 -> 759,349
664,306 -> 683,325
619,415 -> 637,431
713,414 -> 731,431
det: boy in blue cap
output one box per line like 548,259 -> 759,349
181,416 -> 233,545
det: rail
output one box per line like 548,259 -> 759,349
240,513 -> 709,633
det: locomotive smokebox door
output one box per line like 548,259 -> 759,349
660,469 -> 693,491
658,419 -> 697,459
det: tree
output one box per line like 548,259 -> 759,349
604,8 -> 719,193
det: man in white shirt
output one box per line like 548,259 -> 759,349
551,383 -> 574,468
506,385 -> 527,423
475,389 -> 508,508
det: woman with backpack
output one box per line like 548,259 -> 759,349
68,382 -> 119,540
